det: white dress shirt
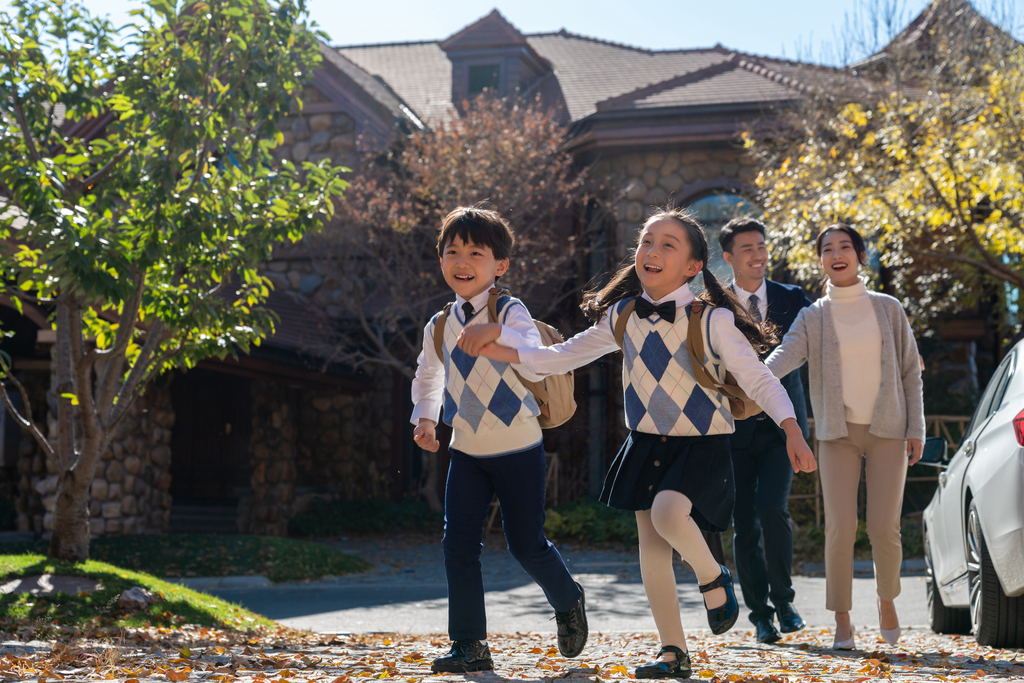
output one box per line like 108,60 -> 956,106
732,278 -> 768,322
410,286 -> 544,427
519,284 -> 798,429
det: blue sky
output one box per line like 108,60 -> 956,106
2,0 -> 1020,63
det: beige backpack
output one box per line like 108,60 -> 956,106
433,287 -> 577,429
612,297 -> 763,420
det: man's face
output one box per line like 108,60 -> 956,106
724,230 -> 768,282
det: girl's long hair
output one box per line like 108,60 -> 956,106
581,208 -> 778,353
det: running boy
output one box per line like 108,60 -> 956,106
412,206 -> 587,673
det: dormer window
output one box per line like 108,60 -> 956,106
469,64 -> 501,95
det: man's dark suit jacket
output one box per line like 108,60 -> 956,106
730,279 -> 812,450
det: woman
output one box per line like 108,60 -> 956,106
765,224 -> 924,649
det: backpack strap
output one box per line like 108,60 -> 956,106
613,297 -> 638,349
487,287 -> 512,324
686,301 -> 745,403
433,303 -> 453,362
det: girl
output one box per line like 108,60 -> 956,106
764,224 -> 924,650
458,208 -> 816,678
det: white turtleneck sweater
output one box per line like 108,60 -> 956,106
828,278 -> 882,425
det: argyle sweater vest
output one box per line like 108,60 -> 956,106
432,298 -> 541,447
610,298 -> 735,437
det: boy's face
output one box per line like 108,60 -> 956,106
440,235 -> 509,300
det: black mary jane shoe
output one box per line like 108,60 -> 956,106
699,564 -> 739,635
635,645 -> 692,679
755,617 -> 781,644
776,602 -> 806,633
555,582 -> 588,658
430,640 -> 494,673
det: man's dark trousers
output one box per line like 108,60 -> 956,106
443,443 -> 581,640
728,278 -> 811,625
731,417 -> 796,623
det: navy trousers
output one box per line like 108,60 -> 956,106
730,419 -> 796,624
443,444 -> 581,640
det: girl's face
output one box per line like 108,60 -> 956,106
818,231 -> 862,287
635,218 -> 703,301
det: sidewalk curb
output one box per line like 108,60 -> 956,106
167,576 -> 273,590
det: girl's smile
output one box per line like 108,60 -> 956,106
635,218 -> 703,301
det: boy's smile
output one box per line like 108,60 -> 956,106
441,235 -> 509,300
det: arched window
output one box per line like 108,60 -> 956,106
688,192 -> 757,288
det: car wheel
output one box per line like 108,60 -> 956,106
925,527 -> 970,634
967,501 -> 1024,647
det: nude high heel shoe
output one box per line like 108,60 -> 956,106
832,624 -> 855,650
878,599 -> 902,645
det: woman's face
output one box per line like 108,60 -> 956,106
819,231 -> 862,287
634,218 -> 703,301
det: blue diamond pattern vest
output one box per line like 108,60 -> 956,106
435,300 -> 541,435
611,298 -> 735,436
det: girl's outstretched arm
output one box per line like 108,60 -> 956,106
477,342 -> 521,364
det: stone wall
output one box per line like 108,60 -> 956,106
15,373 -> 175,537
606,148 -> 759,258
242,379 -> 298,537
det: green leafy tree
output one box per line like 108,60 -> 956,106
0,0 -> 347,560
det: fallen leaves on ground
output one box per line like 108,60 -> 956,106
0,626 -> 1022,682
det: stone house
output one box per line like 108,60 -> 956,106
2,0 -> 999,535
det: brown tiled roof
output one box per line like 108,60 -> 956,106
318,44 -> 410,121
337,41 -> 455,124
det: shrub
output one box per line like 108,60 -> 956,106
289,497 -> 444,537
543,497 -> 638,546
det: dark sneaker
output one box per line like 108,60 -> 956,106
755,617 -> 782,644
555,582 -> 588,658
776,602 -> 806,633
430,640 -> 493,673
635,645 -> 692,679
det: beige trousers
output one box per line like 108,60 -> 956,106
818,422 -> 907,612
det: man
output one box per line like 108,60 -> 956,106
719,217 -> 812,645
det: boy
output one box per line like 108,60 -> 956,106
412,207 -> 587,673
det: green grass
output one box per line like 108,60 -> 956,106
0,553 -> 274,635
1,535 -> 371,583
289,497 -> 444,536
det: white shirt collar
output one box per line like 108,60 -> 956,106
732,278 -> 767,305
641,283 -> 696,307
456,287 -> 496,320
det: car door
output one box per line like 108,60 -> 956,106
930,357 -> 1013,600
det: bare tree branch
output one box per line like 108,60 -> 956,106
11,95 -> 41,164
0,354 -> 58,468
106,319 -> 165,429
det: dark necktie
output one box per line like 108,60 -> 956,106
462,301 -> 475,322
634,297 -> 676,324
747,294 -> 762,323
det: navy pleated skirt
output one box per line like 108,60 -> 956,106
599,431 -> 735,533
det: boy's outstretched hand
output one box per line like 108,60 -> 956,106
781,418 -> 817,473
414,419 -> 439,452
457,323 -> 502,356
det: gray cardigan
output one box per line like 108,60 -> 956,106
764,290 -> 926,443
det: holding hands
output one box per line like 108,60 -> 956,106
457,324 -> 521,363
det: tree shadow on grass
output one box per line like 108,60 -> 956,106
0,558 -> 266,634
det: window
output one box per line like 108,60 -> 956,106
468,64 -> 500,95
688,193 -> 757,289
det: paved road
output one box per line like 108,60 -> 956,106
197,537 -> 930,635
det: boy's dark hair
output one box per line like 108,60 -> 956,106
437,206 -> 514,262
718,217 -> 767,254
815,223 -> 867,264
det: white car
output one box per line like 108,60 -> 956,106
922,339 -> 1024,647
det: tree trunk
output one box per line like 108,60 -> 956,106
48,468 -> 92,561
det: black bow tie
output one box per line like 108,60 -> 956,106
634,297 -> 676,324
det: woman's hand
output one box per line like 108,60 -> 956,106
457,323 -> 502,356
782,418 -> 817,473
413,419 -> 439,453
907,438 -> 923,466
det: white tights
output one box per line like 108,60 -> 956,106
636,490 -> 725,655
